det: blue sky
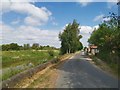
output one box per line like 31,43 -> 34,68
0,1 -> 118,47
35,2 -> 117,26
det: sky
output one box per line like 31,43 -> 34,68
0,0 -> 118,48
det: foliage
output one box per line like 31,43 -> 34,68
89,13 -> 119,50
88,12 -> 120,72
48,50 -> 54,57
88,13 -> 119,51
2,43 -> 58,51
2,50 -> 59,80
31,43 -> 39,50
59,20 -> 83,54
2,43 -> 21,51
23,44 -> 30,50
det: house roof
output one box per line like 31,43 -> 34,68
90,45 -> 98,49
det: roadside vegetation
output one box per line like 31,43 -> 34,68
14,53 -> 74,88
1,20 -> 83,82
1,44 -> 59,81
88,12 -> 120,77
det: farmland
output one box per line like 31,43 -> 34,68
1,50 -> 59,81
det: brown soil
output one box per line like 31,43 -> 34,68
14,54 -> 74,88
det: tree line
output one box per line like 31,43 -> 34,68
1,43 -> 58,51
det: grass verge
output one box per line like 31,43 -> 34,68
2,50 -> 59,81
89,55 -> 119,79
14,53 -> 74,88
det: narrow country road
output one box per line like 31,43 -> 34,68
55,53 -> 119,88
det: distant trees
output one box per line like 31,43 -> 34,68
24,44 -> 30,50
2,43 -> 20,51
59,20 -> 83,54
2,43 -> 58,51
2,44 -> 10,51
31,43 -> 39,50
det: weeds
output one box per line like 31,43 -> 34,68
2,50 -> 59,81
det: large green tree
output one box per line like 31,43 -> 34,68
88,13 -> 119,51
88,12 -> 120,64
59,20 -> 83,54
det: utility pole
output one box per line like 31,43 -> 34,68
117,1 -> 120,28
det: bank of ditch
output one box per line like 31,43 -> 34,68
2,50 -> 59,81
14,53 -> 75,88
2,52 -> 75,88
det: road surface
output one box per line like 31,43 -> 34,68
55,53 -> 119,88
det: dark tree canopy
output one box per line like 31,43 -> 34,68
59,20 -> 83,54
2,43 -> 20,51
88,12 -> 119,51
88,12 -> 120,64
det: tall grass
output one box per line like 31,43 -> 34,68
2,50 -> 59,68
2,50 -> 59,80
96,51 -> 119,77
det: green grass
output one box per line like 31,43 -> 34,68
2,50 -> 59,68
2,50 -> 59,81
97,51 -> 119,76
2,67 -> 23,80
90,55 -> 119,78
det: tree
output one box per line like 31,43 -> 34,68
24,44 -> 30,50
88,12 -> 120,64
2,43 -> 20,51
9,43 -> 20,50
2,44 -> 10,51
59,20 -> 83,54
32,43 -> 39,50
88,12 -> 119,51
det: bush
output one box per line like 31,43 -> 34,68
48,50 -> 54,57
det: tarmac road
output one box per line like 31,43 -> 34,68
55,52 -> 119,88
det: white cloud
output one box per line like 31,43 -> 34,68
107,0 -> 117,2
93,14 -> 104,22
103,17 -> 111,21
11,18 -> 21,25
61,24 -> 100,47
77,0 -> 117,8
24,16 -> 42,26
1,0 -> 52,26
80,26 -> 93,34
1,0 -> 118,2
93,14 -> 112,22
92,25 -> 99,30
80,25 -> 99,34
107,2 -> 117,9
77,0 -> 92,6
50,17 -> 58,26
1,22 -> 100,47
52,22 -> 58,26
79,26 -> 92,46
1,23 -> 61,47
80,25 -> 99,46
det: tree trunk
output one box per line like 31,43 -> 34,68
69,49 -> 71,53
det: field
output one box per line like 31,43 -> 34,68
1,50 -> 59,81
